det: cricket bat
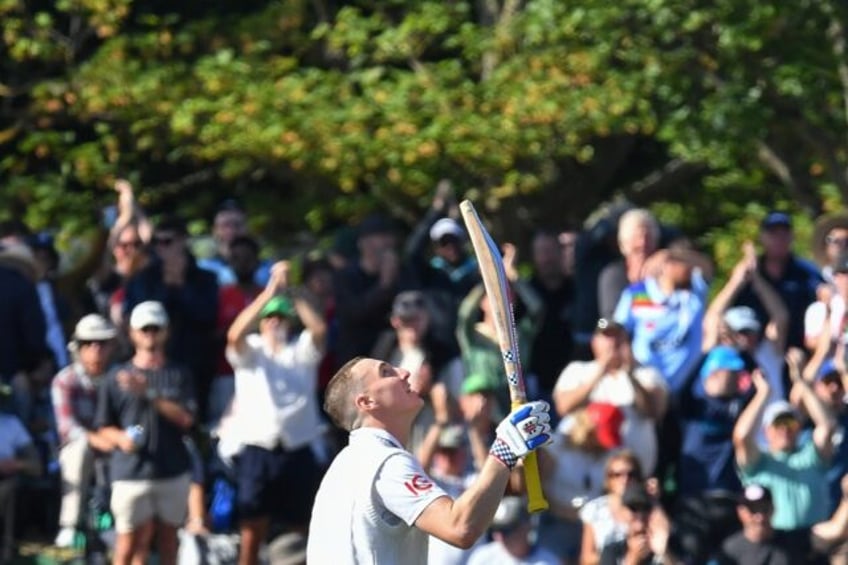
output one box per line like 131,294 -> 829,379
458,199 -> 549,513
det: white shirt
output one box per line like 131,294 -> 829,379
554,361 -> 666,474
542,434 -> 608,511
466,541 -> 559,565
0,413 -> 33,460
307,428 -> 448,565
579,495 -> 628,552
227,332 -> 323,450
805,294 -> 846,345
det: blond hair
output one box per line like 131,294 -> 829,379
618,209 -> 660,253
323,356 -> 366,431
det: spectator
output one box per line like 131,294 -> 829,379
597,209 -> 661,321
673,345 -> 753,561
553,318 -> 667,475
0,240 -> 51,422
733,211 -> 822,351
95,300 -> 196,565
715,483 -> 803,564
301,255 -> 339,405
805,250 -> 848,362
50,314 -> 118,548
28,232 -> 70,381
812,213 -> 848,285
372,290 -> 462,452
466,496 -> 559,565
579,450 -> 648,565
334,213 -> 409,363
528,229 -> 576,408
559,230 -> 578,279
613,246 -> 712,396
123,215 -> 219,422
210,235 -> 263,427
733,354 -> 834,552
0,399 -> 42,560
197,199 -> 272,287
457,243 -> 543,415
703,240 -> 789,402
538,403 -> 623,563
598,482 -> 678,565
225,261 -> 327,565
88,180 -> 151,329
402,182 -> 479,355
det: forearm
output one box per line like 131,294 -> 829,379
733,390 -> 768,467
152,398 -> 194,430
703,274 -> 745,350
627,373 -> 655,419
416,421 -> 443,469
293,292 -> 327,348
447,457 -> 511,539
751,274 -> 789,350
227,286 -> 275,346
555,373 -> 603,416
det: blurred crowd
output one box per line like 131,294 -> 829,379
4,179 -> 848,565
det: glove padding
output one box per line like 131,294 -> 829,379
490,401 -> 552,469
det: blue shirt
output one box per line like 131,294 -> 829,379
198,256 -> 272,287
613,273 -> 708,394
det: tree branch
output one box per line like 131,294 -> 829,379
624,158 -> 708,197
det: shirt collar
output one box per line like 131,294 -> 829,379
350,427 -> 405,450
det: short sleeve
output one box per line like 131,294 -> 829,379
374,452 -> 448,526
293,330 -> 322,367
225,334 -> 260,369
9,417 -> 33,451
804,301 -> 827,341
634,366 -> 666,392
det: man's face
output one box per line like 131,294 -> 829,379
814,374 -> 844,408
130,324 -> 168,350
621,223 -> 656,258
434,235 -> 462,264
214,210 -> 246,245
358,232 -> 395,263
765,414 -> 800,453
663,258 -> 693,289
77,339 -> 114,377
356,358 -> 423,415
760,226 -> 793,260
152,230 -> 185,262
229,244 -> 259,282
738,503 -> 773,543
532,234 -> 561,279
590,329 -> 624,362
826,228 -> 848,263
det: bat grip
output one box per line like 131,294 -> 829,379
511,400 -> 549,513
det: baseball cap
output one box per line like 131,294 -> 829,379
723,306 -> 761,333
586,402 -> 624,450
816,359 -> 842,383
260,296 -> 296,319
429,218 -> 464,242
437,424 -> 465,449
73,314 -> 118,341
391,291 -> 427,319
739,484 -> 773,513
699,345 -> 745,381
621,483 -> 652,512
762,400 -> 799,428
761,211 -> 792,230
129,301 -> 169,330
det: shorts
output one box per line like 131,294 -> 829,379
236,443 -> 321,524
110,473 -> 191,533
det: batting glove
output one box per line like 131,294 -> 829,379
490,400 -> 552,470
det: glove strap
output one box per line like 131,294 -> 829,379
490,438 -> 519,470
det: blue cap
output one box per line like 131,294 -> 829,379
761,211 -> 792,230
816,359 -> 841,382
700,346 -> 745,380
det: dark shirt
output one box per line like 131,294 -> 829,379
0,266 -> 50,382
677,375 -> 752,496
528,274 -> 575,392
716,531 -> 798,565
94,362 -> 195,481
599,539 -> 658,565
597,259 -> 629,321
734,254 -> 822,350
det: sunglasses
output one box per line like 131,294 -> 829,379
437,235 -> 461,247
153,236 -> 175,247
771,415 -> 799,429
78,340 -> 110,347
140,325 -> 163,334
608,469 -> 639,479
827,235 -> 848,246
116,240 -> 142,250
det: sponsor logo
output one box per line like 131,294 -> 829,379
403,474 -> 434,495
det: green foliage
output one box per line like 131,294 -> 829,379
1,0 -> 847,272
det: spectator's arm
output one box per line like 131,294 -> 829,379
750,270 -> 790,354
812,473 -> 848,543
456,285 -> 486,354
227,262 -> 285,355
416,383 -> 452,469
804,321 -> 834,382
580,521 -> 601,565
50,373 -> 84,446
292,288 -> 327,351
554,363 -> 605,416
788,351 -> 835,460
597,264 -> 624,321
733,369 -> 770,470
703,252 -> 753,351
150,397 -> 194,430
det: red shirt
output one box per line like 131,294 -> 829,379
216,284 -> 262,376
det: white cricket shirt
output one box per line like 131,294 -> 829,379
307,427 -> 448,564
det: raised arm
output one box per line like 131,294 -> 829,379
733,369 -> 770,470
750,268 -> 790,354
788,350 -> 835,460
703,248 -> 754,351
226,261 -> 286,354
292,287 -> 327,351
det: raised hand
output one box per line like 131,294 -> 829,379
490,400 -> 552,469
266,260 -> 291,293
502,242 -> 519,282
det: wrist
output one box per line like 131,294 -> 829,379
489,438 -> 519,470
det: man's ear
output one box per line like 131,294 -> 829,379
355,393 -> 374,413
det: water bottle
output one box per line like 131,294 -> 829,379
125,425 -> 145,451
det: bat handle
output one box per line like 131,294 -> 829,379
523,452 -> 548,512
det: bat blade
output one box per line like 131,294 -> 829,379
459,200 -> 548,512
